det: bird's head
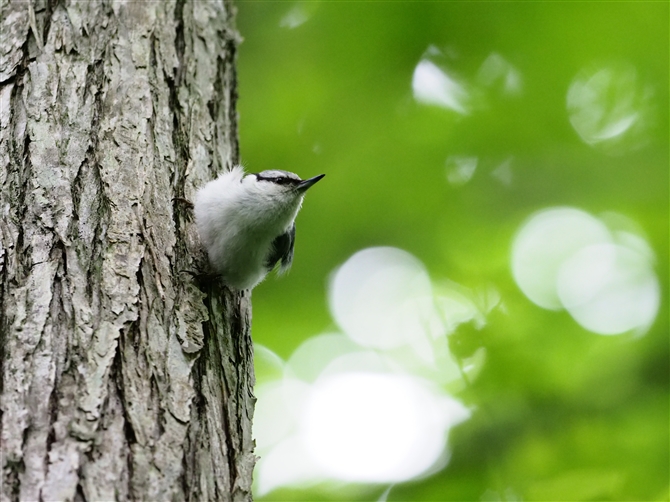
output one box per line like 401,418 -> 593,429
244,169 -> 325,207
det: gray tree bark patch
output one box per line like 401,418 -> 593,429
0,1 -> 255,500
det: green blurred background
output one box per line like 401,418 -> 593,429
235,2 -> 668,501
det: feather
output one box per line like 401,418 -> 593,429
265,224 -> 295,273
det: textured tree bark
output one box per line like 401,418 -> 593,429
0,1 -> 255,501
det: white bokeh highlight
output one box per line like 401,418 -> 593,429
412,48 -> 523,118
557,242 -> 660,335
567,62 -> 653,154
512,208 -> 612,310
412,60 -> 470,114
477,52 -> 523,96
512,207 -> 660,335
329,247 -> 444,358
301,372 -> 469,483
446,155 -> 478,186
253,247 -> 493,496
279,3 -> 315,29
256,434 -> 322,495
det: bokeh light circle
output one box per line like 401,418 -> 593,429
329,247 -> 443,350
557,243 -> 660,335
300,372 -> 469,483
567,62 -> 653,154
511,208 -> 612,310
511,207 -> 660,335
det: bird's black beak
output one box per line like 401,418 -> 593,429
297,174 -> 325,192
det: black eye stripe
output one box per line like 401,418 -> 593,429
277,177 -> 296,185
256,174 -> 298,185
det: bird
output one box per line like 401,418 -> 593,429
194,165 -> 325,290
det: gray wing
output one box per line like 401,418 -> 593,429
265,224 -> 295,273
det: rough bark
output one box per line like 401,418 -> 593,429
0,1 -> 255,501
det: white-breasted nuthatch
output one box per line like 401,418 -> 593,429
194,166 -> 325,290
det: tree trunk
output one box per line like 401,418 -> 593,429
0,1 -> 255,501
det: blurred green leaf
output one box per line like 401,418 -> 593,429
236,2 -> 669,500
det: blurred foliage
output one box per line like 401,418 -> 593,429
235,2 -> 668,501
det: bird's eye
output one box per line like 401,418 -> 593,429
255,174 -> 296,186
272,177 -> 293,185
